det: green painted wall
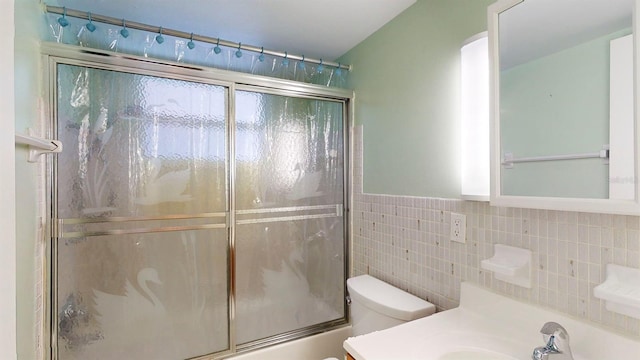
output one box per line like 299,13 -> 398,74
501,29 -> 631,198
339,0 -> 494,197
15,0 -> 49,358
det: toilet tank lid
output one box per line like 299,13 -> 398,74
347,275 -> 436,321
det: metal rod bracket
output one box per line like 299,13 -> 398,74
15,130 -> 64,163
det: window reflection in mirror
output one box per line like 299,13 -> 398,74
498,0 -> 633,199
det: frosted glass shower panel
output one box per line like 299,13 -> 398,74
55,64 -> 230,359
235,219 -> 345,344
56,229 -> 229,360
56,64 -> 227,218
234,90 -> 346,344
235,91 -> 344,209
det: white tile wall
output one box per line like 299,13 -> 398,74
350,125 -> 640,337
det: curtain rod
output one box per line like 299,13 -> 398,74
45,5 -> 352,71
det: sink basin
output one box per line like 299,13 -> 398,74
424,332 -> 527,360
343,282 -> 640,360
438,350 -> 517,360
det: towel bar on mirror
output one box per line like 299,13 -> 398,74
502,145 -> 609,169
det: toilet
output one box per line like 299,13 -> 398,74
347,274 -> 436,336
323,275 -> 436,360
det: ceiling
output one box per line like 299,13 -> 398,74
54,0 -> 417,61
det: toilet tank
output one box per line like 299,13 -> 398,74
347,275 -> 436,336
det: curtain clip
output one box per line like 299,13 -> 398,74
57,7 -> 69,27
85,12 -> 96,32
155,27 -> 165,44
120,19 -> 129,38
187,33 -> 195,50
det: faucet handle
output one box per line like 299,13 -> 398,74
540,321 -> 570,342
542,335 -> 560,352
538,322 -> 573,360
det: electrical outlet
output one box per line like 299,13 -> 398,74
450,212 -> 466,243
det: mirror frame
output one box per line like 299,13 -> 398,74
488,0 -> 640,215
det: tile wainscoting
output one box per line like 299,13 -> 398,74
350,126 -> 640,337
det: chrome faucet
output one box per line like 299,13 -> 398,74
532,322 -> 574,360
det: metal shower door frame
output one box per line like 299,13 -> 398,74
41,42 -> 352,360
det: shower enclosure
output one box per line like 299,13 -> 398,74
44,44 -> 350,360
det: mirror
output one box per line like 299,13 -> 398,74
489,0 -> 640,214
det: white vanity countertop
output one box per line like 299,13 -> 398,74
343,282 -> 640,360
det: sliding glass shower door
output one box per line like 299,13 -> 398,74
49,54 -> 347,360
234,90 -> 346,345
54,64 -> 230,360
